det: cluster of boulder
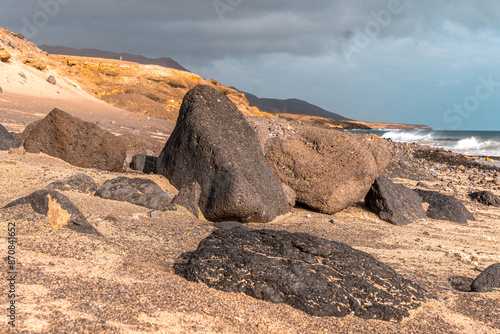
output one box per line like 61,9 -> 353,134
2,173 -> 174,234
1,85 -> 499,320
3,89 -> 484,226
365,176 -> 478,226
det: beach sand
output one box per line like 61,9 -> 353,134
0,85 -> 499,333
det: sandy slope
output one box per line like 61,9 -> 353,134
0,59 -> 175,143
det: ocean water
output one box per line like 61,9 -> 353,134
349,130 -> 500,157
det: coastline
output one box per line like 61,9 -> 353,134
1,103 -> 499,332
1,28 -> 499,332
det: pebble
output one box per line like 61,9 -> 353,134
149,210 -> 162,219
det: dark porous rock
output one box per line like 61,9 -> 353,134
414,189 -> 476,224
365,176 -> 426,226
23,108 -> 126,172
95,177 -> 172,210
266,128 -> 391,214
156,85 -> 289,223
469,191 -> 500,207
130,154 -> 157,174
175,227 -> 431,321
47,75 -> 56,85
471,263 -> 500,292
0,124 -> 20,150
2,190 -> 100,235
47,174 -> 98,195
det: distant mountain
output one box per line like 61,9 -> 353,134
39,45 -> 189,72
235,89 -> 351,121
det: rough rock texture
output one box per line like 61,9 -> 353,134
47,174 -> 98,195
469,191 -> 500,207
471,263 -> 500,292
130,154 -> 157,174
175,227 -> 431,321
414,189 -> 476,224
266,128 -> 390,214
0,123 -> 20,150
156,86 -> 289,223
281,183 -> 297,208
23,108 -> 126,172
365,176 -> 427,226
171,181 -> 203,218
95,177 -> 172,210
2,190 -> 100,235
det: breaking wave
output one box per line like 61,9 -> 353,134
373,130 -> 500,157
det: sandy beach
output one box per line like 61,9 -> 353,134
1,91 -> 499,333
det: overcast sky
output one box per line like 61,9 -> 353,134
2,0 -> 500,130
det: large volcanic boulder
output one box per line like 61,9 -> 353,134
2,189 -> 100,235
414,189 -> 475,224
266,128 -> 390,214
0,124 -> 20,150
175,227 -> 431,321
95,177 -> 173,210
155,86 -> 289,223
23,108 -> 126,172
365,176 -> 427,226
471,263 -> 500,292
469,191 -> 500,207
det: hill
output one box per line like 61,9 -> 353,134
40,45 -> 189,72
236,89 -> 351,121
1,27 -> 429,130
0,28 -> 269,121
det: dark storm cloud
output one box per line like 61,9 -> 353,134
2,0 -> 499,63
2,1 -> 500,129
